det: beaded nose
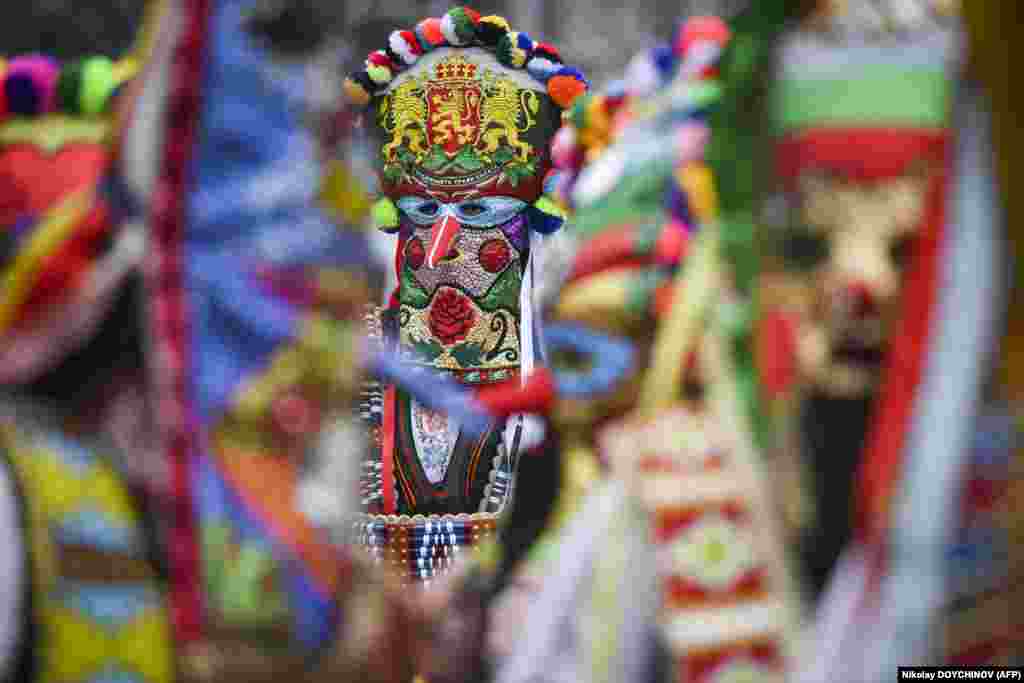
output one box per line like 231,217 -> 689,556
427,211 -> 461,268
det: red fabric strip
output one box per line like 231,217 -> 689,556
382,386 -> 397,514
776,128 -> 948,188
146,0 -> 211,646
855,136 -> 951,559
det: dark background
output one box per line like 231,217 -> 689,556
0,0 -> 734,83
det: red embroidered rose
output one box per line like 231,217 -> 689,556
479,238 -> 511,273
405,237 -> 426,270
428,289 -> 476,346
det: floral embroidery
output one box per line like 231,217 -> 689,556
670,514 -> 757,591
429,288 -> 477,345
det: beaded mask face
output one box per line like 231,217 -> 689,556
368,46 -> 568,381
348,10 -> 586,384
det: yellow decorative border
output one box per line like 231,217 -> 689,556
0,188 -> 95,335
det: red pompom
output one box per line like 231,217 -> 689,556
367,50 -> 397,70
474,368 -> 556,418
675,15 -> 731,57
271,392 -> 322,438
398,30 -> 423,56
548,74 -> 587,109
533,42 -> 562,63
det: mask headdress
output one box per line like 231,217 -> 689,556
344,7 -> 587,241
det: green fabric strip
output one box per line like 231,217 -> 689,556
775,68 -> 949,132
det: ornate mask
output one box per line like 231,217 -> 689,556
348,13 -> 586,384
345,9 -> 586,532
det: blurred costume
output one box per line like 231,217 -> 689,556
121,0 -> 422,680
492,8 -> 802,683
0,51 -> 176,683
963,0 -> 1024,661
760,1 -> 1018,678
0,2 -> 425,682
344,7 -> 587,583
767,0 -> 959,597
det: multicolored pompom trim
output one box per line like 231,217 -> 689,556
0,54 -> 133,123
549,16 -> 730,209
344,6 -> 588,111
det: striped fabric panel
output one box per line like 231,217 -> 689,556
774,29 -> 956,133
604,404 -> 796,682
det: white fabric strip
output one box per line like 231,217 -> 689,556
495,482 -> 626,683
663,600 -> 788,652
865,78 -> 1003,680
504,230 -> 544,454
0,455 -> 25,680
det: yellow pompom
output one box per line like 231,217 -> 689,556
342,77 -> 370,107
480,15 -> 511,32
320,161 -> 372,225
676,162 -> 718,223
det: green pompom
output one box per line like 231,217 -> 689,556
372,197 -> 400,232
448,8 -> 477,44
80,56 -> 117,116
689,82 -> 722,109
56,60 -> 85,115
495,33 -> 516,67
568,93 -> 591,131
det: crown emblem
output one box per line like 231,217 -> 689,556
433,55 -> 478,83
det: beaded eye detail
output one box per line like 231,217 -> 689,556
397,196 -> 527,228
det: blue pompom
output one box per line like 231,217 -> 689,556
554,66 -> 589,89
665,180 -> 693,225
526,204 -> 564,235
526,57 -> 559,83
651,45 -> 676,80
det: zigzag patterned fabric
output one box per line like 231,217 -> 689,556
0,421 -> 174,683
